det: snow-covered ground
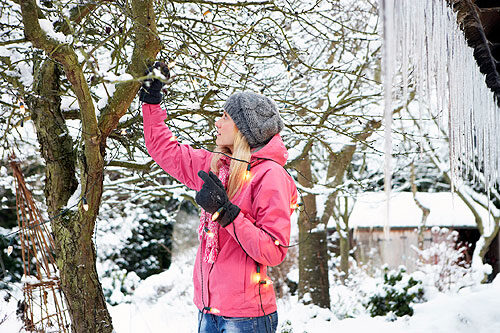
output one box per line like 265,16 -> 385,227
104,259 -> 500,333
1,192 -> 498,332
2,246 -> 500,333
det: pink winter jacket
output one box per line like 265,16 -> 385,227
142,103 -> 298,317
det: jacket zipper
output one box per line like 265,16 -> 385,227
206,262 -> 215,307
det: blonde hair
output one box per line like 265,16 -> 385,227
210,130 -> 251,200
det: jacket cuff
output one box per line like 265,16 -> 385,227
218,203 -> 241,228
142,103 -> 167,123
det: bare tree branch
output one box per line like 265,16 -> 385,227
97,0 -> 161,138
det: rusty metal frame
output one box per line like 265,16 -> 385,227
9,155 -> 70,332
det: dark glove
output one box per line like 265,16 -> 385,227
139,61 -> 170,104
195,170 -> 241,227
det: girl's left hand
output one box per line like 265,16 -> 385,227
195,171 -> 240,227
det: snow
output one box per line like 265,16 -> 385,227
65,182 -> 81,211
38,19 -> 72,44
112,267 -> 500,333
5,247 -> 500,332
1,0 -> 500,332
102,72 -> 134,83
20,275 -> 40,284
349,192 -> 490,228
2,202 -> 500,332
108,252 -> 197,333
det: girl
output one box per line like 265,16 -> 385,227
140,63 -> 297,333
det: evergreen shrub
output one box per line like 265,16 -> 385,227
365,266 -> 424,319
115,199 -> 174,279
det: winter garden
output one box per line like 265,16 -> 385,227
1,0 -> 500,332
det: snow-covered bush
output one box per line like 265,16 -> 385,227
101,268 -> 141,305
329,255 -> 373,319
279,319 -> 294,333
413,227 -> 475,292
97,197 -> 177,304
116,213 -> 173,280
365,266 -> 424,319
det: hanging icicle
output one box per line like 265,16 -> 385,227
380,0 -> 500,196
380,0 -> 395,240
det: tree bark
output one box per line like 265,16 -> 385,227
323,144 -> 356,284
296,119 -> 380,304
28,59 -> 112,332
338,197 -> 350,282
297,155 -> 330,308
19,0 -> 161,331
28,60 -> 78,211
410,162 -> 430,249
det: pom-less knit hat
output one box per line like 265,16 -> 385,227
223,91 -> 284,148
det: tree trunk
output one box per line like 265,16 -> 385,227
478,221 -> 499,259
411,163 -> 430,250
472,226 -> 499,283
55,209 -> 112,332
19,0 -> 161,330
297,155 -> 330,308
28,59 -> 113,332
474,219 -> 500,280
321,120 -> 381,285
339,231 -> 349,281
338,197 -> 350,282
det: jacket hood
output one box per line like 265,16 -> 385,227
250,134 -> 289,166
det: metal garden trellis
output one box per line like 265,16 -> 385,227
9,154 -> 70,332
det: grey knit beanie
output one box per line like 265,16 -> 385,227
223,91 -> 284,148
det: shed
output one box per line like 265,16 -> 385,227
347,192 -> 499,277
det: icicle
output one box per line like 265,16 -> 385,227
496,100 -> 500,183
381,0 -> 500,192
401,2 -> 409,108
380,0 -> 395,240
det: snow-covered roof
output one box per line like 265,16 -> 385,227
349,192 -> 489,229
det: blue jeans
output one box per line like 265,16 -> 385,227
198,310 -> 278,333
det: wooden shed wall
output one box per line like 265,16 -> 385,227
353,228 -> 433,272
352,227 -> 499,279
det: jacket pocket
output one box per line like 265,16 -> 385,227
209,244 -> 246,307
